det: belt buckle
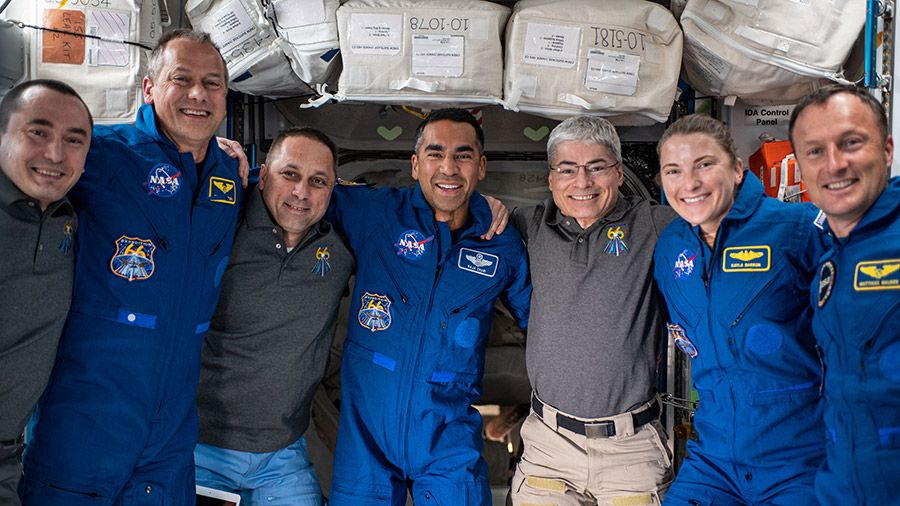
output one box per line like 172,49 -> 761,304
583,421 -> 615,438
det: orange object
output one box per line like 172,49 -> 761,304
748,140 -> 809,203
42,9 -> 86,65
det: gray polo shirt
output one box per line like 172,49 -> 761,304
512,196 -> 676,418
197,187 -> 354,453
0,170 -> 76,441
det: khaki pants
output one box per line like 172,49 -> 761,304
511,399 -> 672,506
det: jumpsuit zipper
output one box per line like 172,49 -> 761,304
730,275 -> 779,328
402,221 -> 445,470
701,226 -> 741,463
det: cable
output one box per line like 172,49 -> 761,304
8,19 -> 152,51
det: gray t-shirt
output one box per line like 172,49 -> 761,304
512,196 -> 675,418
197,187 -> 354,452
0,170 -> 76,440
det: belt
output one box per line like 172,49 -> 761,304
531,395 -> 660,438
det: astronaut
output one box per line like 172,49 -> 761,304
790,84 -> 900,505
21,30 -> 242,505
654,114 -> 826,505
326,108 -> 531,506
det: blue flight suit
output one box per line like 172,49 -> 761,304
653,174 -> 826,505
812,177 -> 900,505
20,104 -> 241,505
326,185 -> 531,506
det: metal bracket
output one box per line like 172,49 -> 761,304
660,393 -> 698,413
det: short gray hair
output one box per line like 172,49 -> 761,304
547,115 -> 621,164
146,29 -> 228,83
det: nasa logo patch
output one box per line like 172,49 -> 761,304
145,163 -> 181,198
358,292 -> 392,332
394,229 -> 434,259
110,235 -> 156,282
817,260 -> 835,308
673,249 -> 697,280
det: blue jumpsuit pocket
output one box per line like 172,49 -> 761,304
343,340 -> 397,373
878,427 -> 900,448
69,300 -> 158,329
749,381 -> 819,406
722,266 -> 795,326
425,370 -> 483,401
20,476 -> 110,505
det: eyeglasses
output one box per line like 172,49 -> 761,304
550,161 -> 619,179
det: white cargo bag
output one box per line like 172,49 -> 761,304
330,0 -> 510,107
266,0 -> 341,85
503,0 -> 682,124
681,0 -> 865,104
5,0 -> 148,124
138,0 -> 165,79
186,0 -> 307,96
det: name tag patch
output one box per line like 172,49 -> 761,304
458,248 -> 498,277
110,235 -> 156,282
723,245 -> 771,272
209,176 -> 236,205
854,259 -> 900,291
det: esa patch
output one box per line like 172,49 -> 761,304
458,248 -> 498,277
110,235 -> 156,282
817,260 -> 835,308
723,246 -> 771,272
358,292 -> 392,332
603,225 -> 628,256
667,323 -> 698,358
208,176 -> 237,205
394,229 -> 434,259
145,163 -> 181,197
673,249 -> 697,280
854,259 -> 900,291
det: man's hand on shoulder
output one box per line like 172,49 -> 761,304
216,137 -> 250,188
481,194 -> 509,240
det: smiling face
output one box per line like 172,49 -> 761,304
792,92 -> 893,238
411,119 -> 486,230
142,38 -> 227,162
0,86 -> 91,210
259,135 -> 335,248
659,133 -> 744,242
548,140 -> 623,229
